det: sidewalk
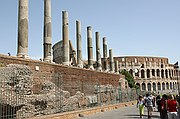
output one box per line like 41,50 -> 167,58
76,105 -> 160,119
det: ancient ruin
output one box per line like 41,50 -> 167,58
115,56 -> 178,93
43,0 -> 52,62
0,64 -> 129,119
17,0 -> 29,58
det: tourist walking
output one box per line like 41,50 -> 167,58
167,94 -> 178,119
176,92 -> 180,118
144,93 -> 153,119
156,95 -> 161,112
159,94 -> 168,119
137,95 -> 145,118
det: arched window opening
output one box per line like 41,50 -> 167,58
161,69 -> 164,78
136,83 -> 140,89
153,83 -> 156,91
129,69 -> 133,76
162,83 -> 165,90
158,82 -> 161,90
165,69 -> 168,78
170,82 -> 172,89
157,69 -> 160,77
142,83 -> 146,91
166,82 -> 169,90
147,69 -> 150,78
152,69 -> 155,77
141,70 -> 145,78
147,83 -> 151,91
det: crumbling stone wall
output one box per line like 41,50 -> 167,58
0,64 -> 124,119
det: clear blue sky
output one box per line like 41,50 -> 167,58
0,0 -> 179,64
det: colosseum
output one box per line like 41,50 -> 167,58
114,56 -> 179,93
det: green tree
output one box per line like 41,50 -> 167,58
120,70 -> 136,88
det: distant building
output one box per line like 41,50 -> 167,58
114,56 -> 178,93
52,40 -> 76,65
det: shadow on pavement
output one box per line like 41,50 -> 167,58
125,114 -> 160,119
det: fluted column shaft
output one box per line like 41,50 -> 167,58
17,0 -> 29,58
43,0 -> 52,62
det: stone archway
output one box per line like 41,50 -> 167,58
157,82 -> 161,90
147,83 -> 151,91
152,69 -> 155,77
170,82 -> 172,89
141,70 -> 145,78
165,69 -> 168,78
161,69 -> 164,78
142,83 -> 146,91
153,83 -> 156,91
169,69 -> 171,78
157,69 -> 160,77
129,69 -> 133,76
162,82 -> 165,90
166,82 -> 169,90
147,69 -> 150,78
136,83 -> 140,89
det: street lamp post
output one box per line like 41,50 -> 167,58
174,62 -> 179,94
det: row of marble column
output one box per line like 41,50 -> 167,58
16,0 -> 119,73
17,0 -> 52,61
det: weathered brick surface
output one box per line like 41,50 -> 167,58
0,54 -> 124,95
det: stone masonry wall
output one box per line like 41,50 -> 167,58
0,54 -> 124,95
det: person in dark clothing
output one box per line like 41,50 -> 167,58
156,95 -> 161,112
159,94 -> 168,119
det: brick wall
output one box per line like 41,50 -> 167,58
0,54 -> 124,95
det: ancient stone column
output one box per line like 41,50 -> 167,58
115,60 -> 119,74
103,37 -> 108,71
87,26 -> 94,70
17,0 -> 29,58
76,20 -> 83,68
62,11 -> 69,66
109,49 -> 114,72
96,32 -> 102,71
43,0 -> 52,62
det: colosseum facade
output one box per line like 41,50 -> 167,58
114,56 -> 179,93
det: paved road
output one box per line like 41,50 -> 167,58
76,105 -> 160,119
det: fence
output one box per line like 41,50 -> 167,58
0,64 -> 141,119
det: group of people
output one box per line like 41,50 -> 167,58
137,92 -> 180,119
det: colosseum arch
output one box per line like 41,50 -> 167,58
173,82 -> 175,89
147,69 -> 150,78
147,83 -> 151,91
157,69 -> 160,77
141,70 -> 145,78
161,69 -> 164,78
129,69 -> 133,76
165,69 -> 168,78
166,82 -> 169,90
142,83 -> 146,91
170,82 -> 172,89
136,83 -> 140,89
153,82 -> 156,91
157,82 -> 161,90
152,69 -> 155,77
162,82 -> 165,90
